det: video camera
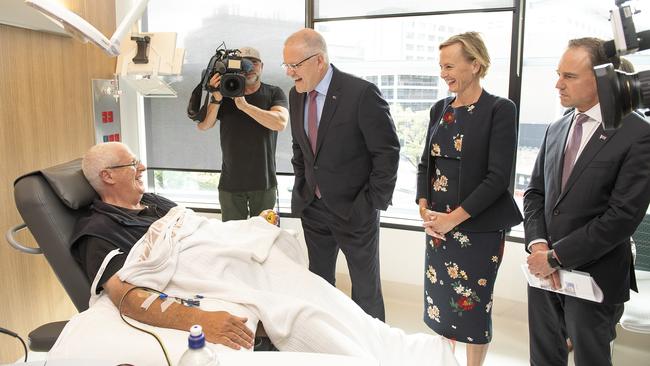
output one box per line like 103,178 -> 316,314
595,0 -> 650,130
187,44 -> 255,122
201,45 -> 254,98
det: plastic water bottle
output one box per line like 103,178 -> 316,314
177,325 -> 219,366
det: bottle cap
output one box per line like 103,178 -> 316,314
188,324 -> 206,349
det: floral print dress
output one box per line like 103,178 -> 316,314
423,105 -> 505,345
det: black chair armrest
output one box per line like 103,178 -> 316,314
28,320 -> 68,352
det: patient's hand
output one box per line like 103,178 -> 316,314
105,276 -> 254,351
202,311 -> 254,350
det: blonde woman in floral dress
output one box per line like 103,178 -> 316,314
416,32 -> 522,366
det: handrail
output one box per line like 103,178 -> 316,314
5,223 -> 43,254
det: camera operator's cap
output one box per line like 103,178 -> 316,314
239,46 -> 261,61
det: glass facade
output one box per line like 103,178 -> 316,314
145,0 -> 650,228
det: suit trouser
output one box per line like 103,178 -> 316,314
528,285 -> 623,366
300,197 -> 385,321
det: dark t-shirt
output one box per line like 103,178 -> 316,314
217,82 -> 288,192
71,194 -> 176,292
74,236 -> 128,293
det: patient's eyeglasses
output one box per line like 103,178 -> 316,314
106,159 -> 141,170
281,53 -> 320,72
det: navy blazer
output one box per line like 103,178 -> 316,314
416,90 -> 523,232
524,110 -> 650,304
289,65 -> 400,221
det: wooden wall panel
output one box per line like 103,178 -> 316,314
0,1 -> 115,361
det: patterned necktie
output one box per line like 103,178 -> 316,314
308,90 -> 319,153
561,113 -> 589,190
307,90 -> 321,198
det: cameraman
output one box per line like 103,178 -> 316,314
198,47 -> 289,221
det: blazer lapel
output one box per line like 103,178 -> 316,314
548,113 -> 573,206
296,91 -> 315,159
558,124 -> 617,201
314,68 -> 341,157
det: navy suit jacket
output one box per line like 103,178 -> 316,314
524,110 -> 650,304
289,65 -> 400,221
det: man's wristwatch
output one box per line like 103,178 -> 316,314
547,250 -> 562,269
210,96 -> 221,105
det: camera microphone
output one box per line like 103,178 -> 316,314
603,39 -> 616,58
241,58 -> 254,73
638,29 -> 650,52
604,29 -> 650,57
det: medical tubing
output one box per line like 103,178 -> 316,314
118,286 -> 172,366
0,326 -> 28,362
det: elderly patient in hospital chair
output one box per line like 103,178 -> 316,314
58,142 -> 457,366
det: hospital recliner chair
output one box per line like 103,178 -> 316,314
6,158 -> 97,351
6,158 -> 279,352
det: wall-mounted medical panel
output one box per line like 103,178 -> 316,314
92,78 -> 122,144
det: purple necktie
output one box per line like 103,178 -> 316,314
561,113 -> 589,190
308,90 -> 319,153
307,90 -> 321,198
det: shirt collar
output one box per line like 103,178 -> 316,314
313,64 -> 333,97
577,103 -> 602,125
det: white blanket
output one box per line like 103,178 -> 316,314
51,207 -> 458,366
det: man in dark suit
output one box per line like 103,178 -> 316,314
282,28 -> 400,320
524,37 -> 650,366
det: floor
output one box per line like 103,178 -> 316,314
337,277 -> 650,366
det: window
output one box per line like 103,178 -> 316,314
140,0 -> 650,232
381,75 -> 395,86
381,88 -> 395,99
398,75 -> 438,86
143,0 -> 305,209
315,12 -> 513,221
365,75 -> 379,84
396,89 -> 437,99
400,102 -> 433,113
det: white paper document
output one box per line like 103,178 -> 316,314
521,264 -> 604,303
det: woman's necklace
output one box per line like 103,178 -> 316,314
453,93 -> 480,114
452,101 -> 477,114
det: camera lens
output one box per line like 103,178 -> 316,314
595,64 -> 650,130
223,78 -> 241,92
220,74 -> 246,97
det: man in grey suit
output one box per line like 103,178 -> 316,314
282,28 -> 400,320
524,37 -> 650,366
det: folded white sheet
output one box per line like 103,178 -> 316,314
50,208 -> 458,366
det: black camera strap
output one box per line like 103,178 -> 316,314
187,81 -> 210,122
